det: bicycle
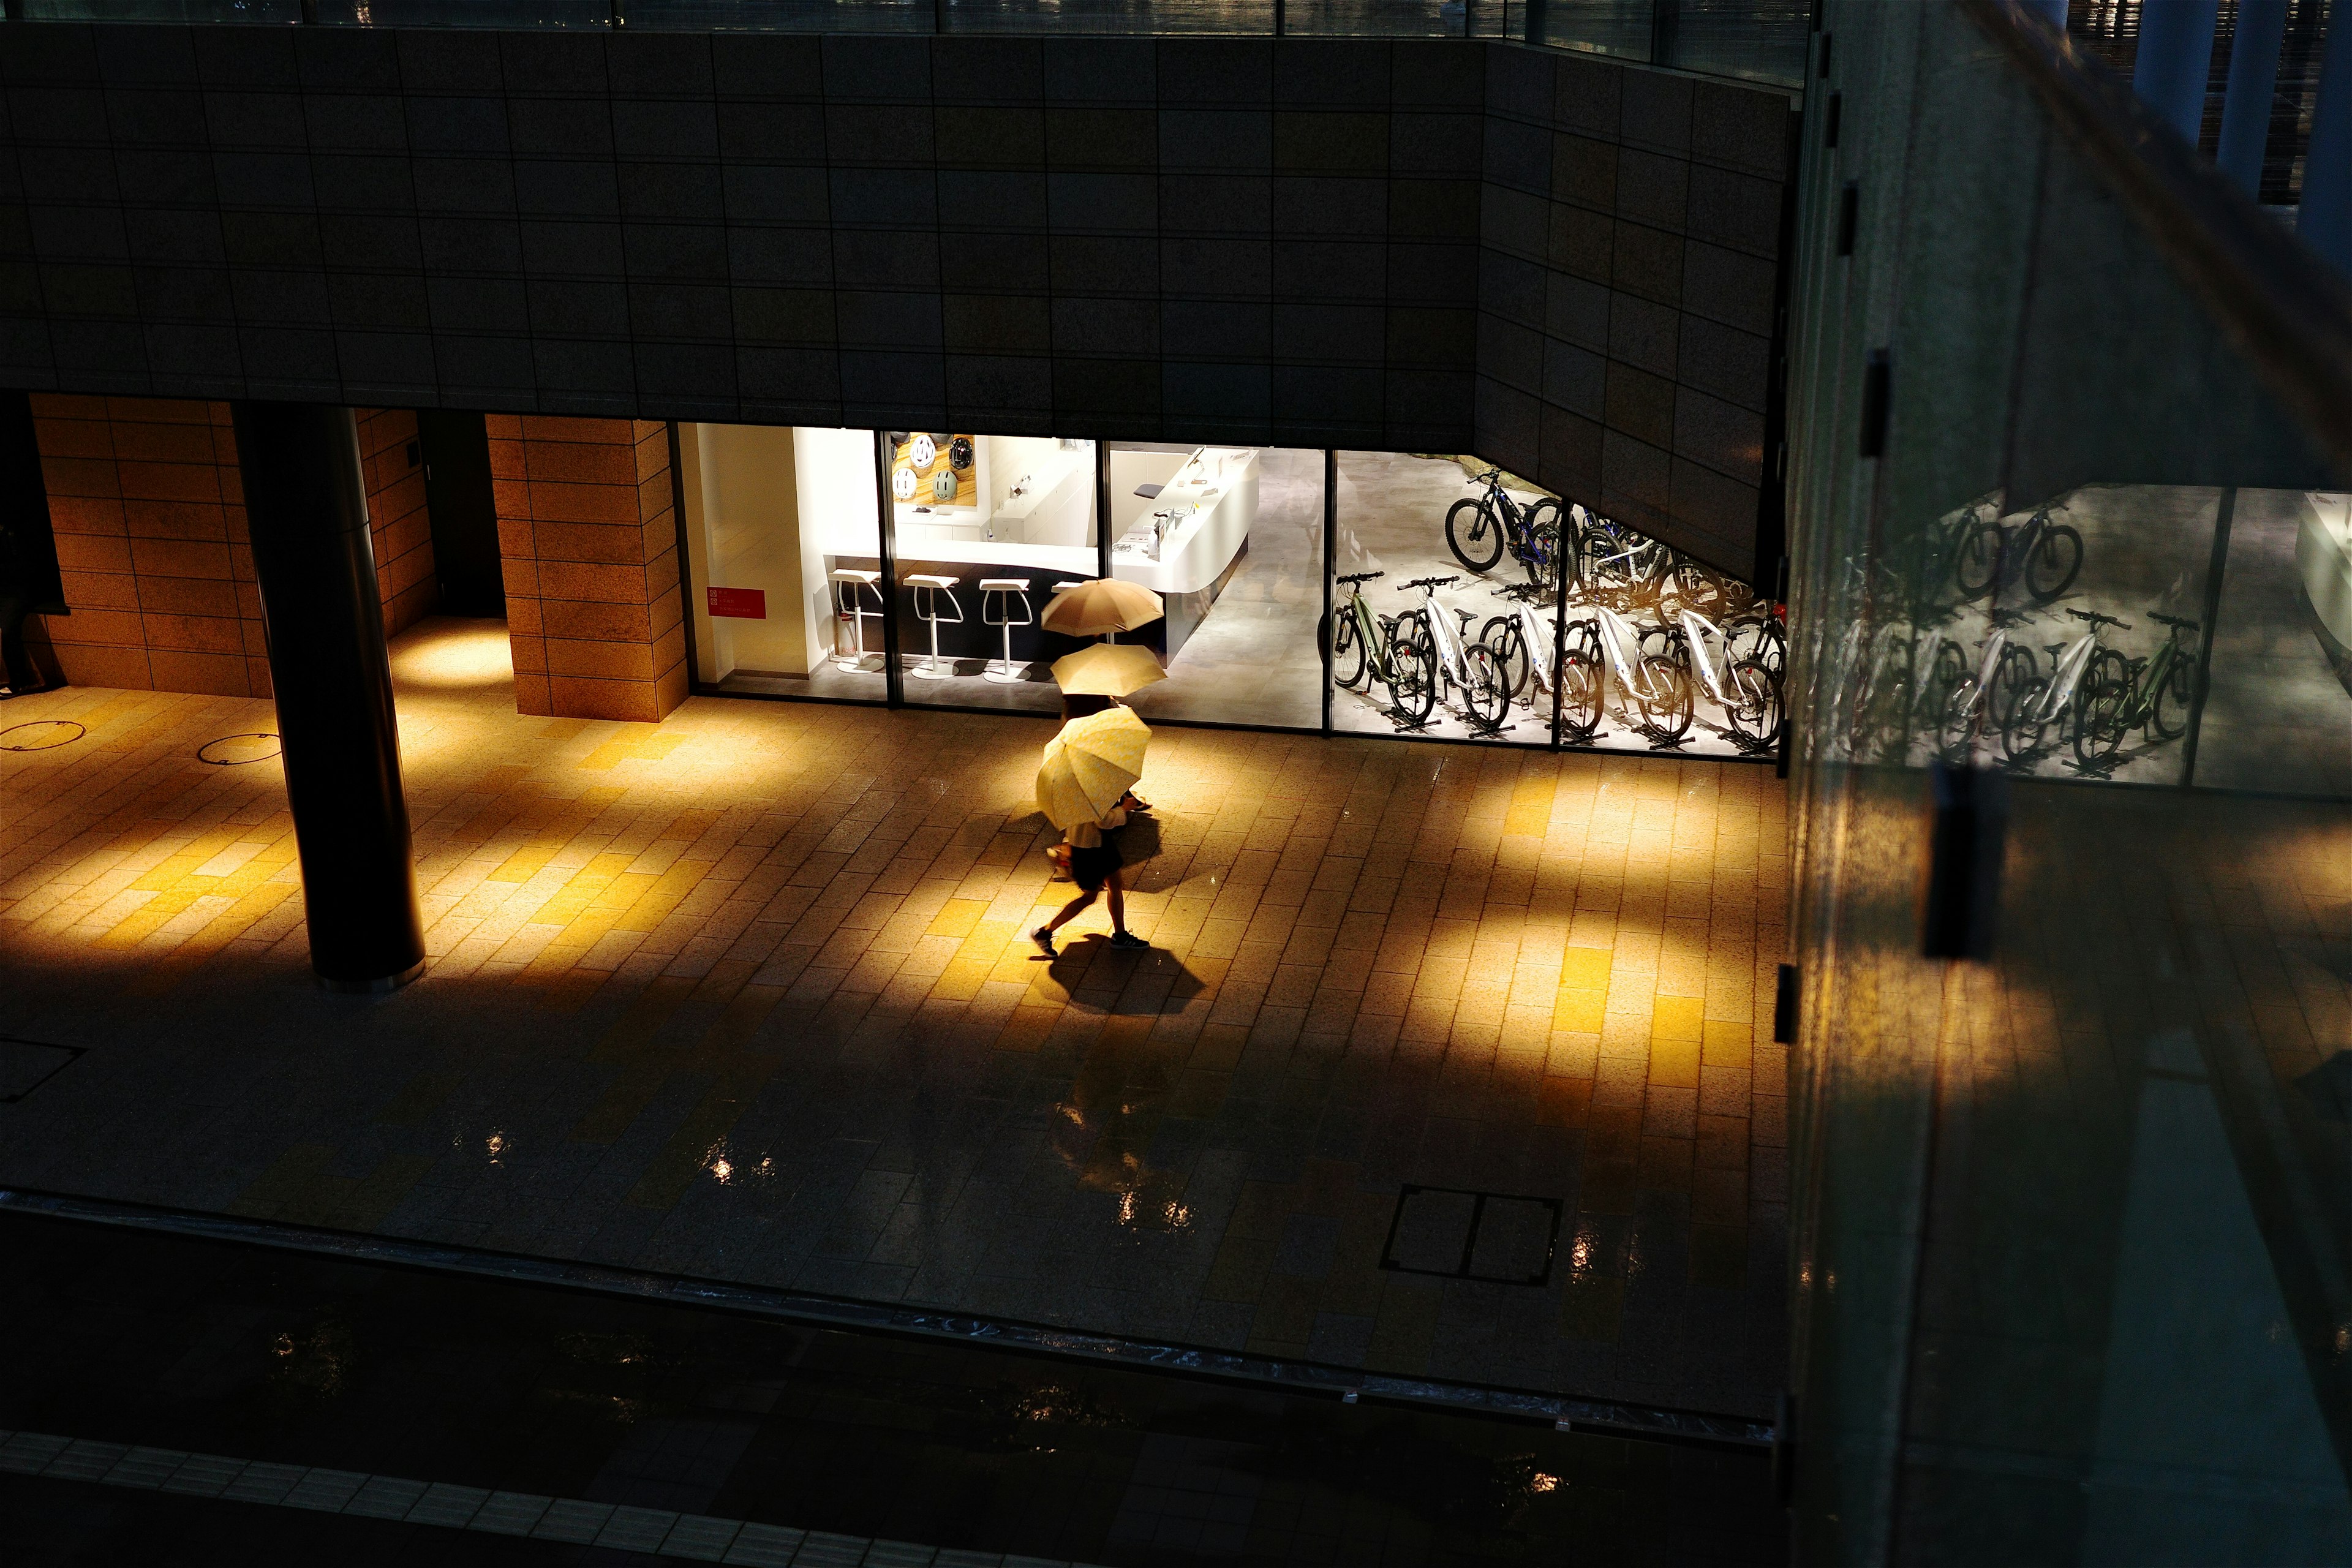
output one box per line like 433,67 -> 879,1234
1392,575 -> 1512,729
1478,586 -> 1607,743
1664,606 -> 1783,751
1931,617 -> 2038,764
2065,609 -> 2201,771
1953,503 -> 2084,605
1996,608 -> 2198,770
1445,469 -> 1563,589
1327,570 -> 1436,723
1589,602 -> 1694,745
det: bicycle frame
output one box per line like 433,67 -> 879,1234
1417,582 -> 1475,688
1678,609 -> 1739,707
1592,604 -> 1669,709
2117,632 -> 2187,728
2022,628 -> 2103,726
1345,586 -> 1388,679
1513,599 -> 1555,693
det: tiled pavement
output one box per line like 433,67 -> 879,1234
0,618 -> 1789,1419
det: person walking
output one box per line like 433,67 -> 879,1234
1033,798 -> 1147,956
0,510 -> 45,699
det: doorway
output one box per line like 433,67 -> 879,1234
417,411 -> 505,618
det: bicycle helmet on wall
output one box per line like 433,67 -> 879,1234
931,469 -> 957,502
891,464 -> 918,501
949,435 -> 974,471
885,431 -> 910,450
909,433 -> 936,469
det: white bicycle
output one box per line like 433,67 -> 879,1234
1585,602 -> 1694,745
1390,575 -> 1510,729
1668,606 -> 1783,750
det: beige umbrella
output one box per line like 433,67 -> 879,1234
1036,706 -> 1153,831
1050,643 -> 1167,698
1041,578 -> 1165,639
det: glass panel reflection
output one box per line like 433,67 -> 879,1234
1112,443 -> 1323,731
677,422 -> 891,704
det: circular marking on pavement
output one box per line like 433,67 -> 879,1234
0,720 -> 86,753
197,732 -> 282,766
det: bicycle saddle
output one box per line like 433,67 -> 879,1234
2066,608 -> 2128,630
2148,611 -> 2199,630
1336,571 -> 1385,586
1453,608 -> 1477,628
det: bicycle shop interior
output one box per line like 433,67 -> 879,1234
677,426 -> 1786,757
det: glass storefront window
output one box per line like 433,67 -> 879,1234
1110,443 -> 1324,733
889,431 -> 1101,717
1329,451 -> 1779,758
1329,450 -> 1555,749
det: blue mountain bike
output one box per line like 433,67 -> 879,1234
1446,467 -> 1564,590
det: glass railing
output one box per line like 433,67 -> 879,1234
11,0 -> 1807,87
1785,0 -> 2352,1560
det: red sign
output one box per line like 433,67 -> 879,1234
707,586 -> 766,619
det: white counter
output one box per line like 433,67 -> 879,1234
2299,491 -> 2352,655
1112,447 -> 1261,597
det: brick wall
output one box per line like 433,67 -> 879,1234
26,395 -> 269,698
491,417 -> 685,725
27,398 -> 441,697
357,407 -> 437,637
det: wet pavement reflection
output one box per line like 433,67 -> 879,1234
0,1212 -> 1782,1565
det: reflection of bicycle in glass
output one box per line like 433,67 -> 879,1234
1446,469 -> 1562,589
1588,603 -> 1693,745
1954,503 -> 2084,605
1393,575 -> 1511,729
1997,608 -> 2198,770
1931,620 -> 2035,764
1329,570 -> 1434,722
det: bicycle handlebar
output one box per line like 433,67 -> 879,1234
1398,575 -> 1460,592
1336,571 -> 1384,586
2148,611 -> 2199,630
2067,608 -> 2129,630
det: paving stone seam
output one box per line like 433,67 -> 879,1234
0,1427 -> 1100,1567
0,1187 -> 1775,1448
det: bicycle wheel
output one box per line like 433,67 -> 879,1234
1481,615 -> 1531,701
1923,639 -> 1969,733
1558,649 -> 1604,741
2150,647 -> 2199,740
1445,498 -> 1505,573
1953,519 -> 2003,601
1668,557 -> 1725,617
1389,638 -> 1437,725
1461,644 -> 1511,728
1637,654 -> 1693,744
1725,657 -> 1783,747
1523,521 -> 1559,590
1566,616 -> 1602,667
1936,680 -> 1982,764
2071,648 -> 2132,768
1329,610 -> 1365,690
1992,672 -> 2046,762
2024,523 -> 2084,603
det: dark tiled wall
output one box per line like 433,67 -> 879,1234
0,26 -> 1790,577
1475,48 -> 1794,579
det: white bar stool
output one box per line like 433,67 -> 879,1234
829,568 -> 883,671
979,577 -> 1031,684
905,573 -> 962,679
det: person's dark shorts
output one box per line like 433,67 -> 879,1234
1069,839 -> 1122,894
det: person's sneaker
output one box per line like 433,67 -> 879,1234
1109,931 -> 1150,951
1031,927 -> 1057,957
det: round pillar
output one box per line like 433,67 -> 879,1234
231,402 -> 425,992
